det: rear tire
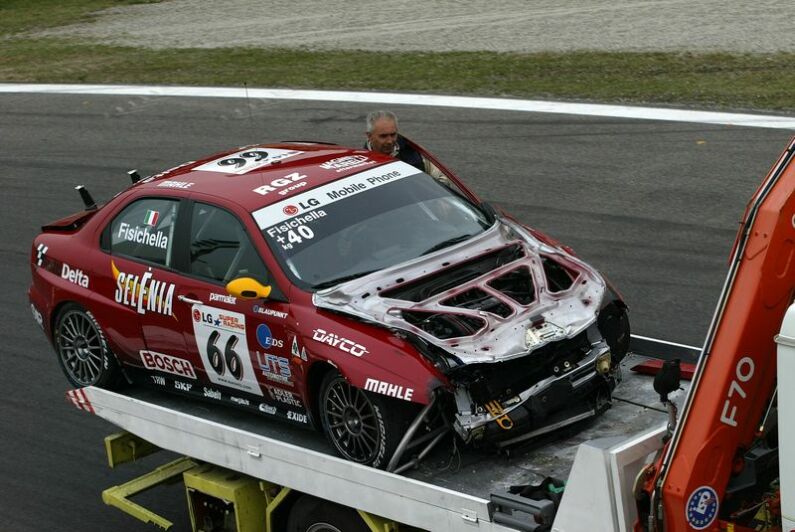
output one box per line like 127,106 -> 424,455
286,495 -> 369,532
318,371 -> 405,469
53,303 -> 122,388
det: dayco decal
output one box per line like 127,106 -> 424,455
364,378 -> 414,401
253,172 -> 308,196
140,350 -> 197,379
253,305 -> 287,319
312,328 -> 368,357
209,293 -> 236,305
117,222 -> 169,249
113,261 -> 175,316
319,155 -> 373,173
61,263 -> 89,288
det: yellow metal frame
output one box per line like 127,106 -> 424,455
358,510 -> 402,531
183,464 -> 268,532
104,431 -> 160,468
102,457 -> 196,530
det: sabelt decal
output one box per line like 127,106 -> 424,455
112,261 -> 175,316
253,161 -> 419,229
312,328 -> 368,357
140,350 -> 197,379
364,378 -> 414,401
192,305 -> 263,396
61,263 -> 89,288
203,387 -> 222,400
195,148 -> 302,175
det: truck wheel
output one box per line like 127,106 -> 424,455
318,371 -> 402,469
286,495 -> 369,532
54,303 -> 121,388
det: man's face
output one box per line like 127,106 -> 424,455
367,118 -> 398,154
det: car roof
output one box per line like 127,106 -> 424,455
136,142 -> 397,212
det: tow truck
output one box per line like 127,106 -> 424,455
65,136 -> 795,531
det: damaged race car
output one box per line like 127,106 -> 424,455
29,139 -> 629,471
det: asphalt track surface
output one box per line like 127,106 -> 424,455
1,93 -> 792,531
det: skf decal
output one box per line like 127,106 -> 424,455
364,378 -> 413,401
484,400 -> 514,431
174,381 -> 193,392
140,350 -> 197,379
61,263 -> 89,288
312,328 -> 368,357
192,305 -> 262,396
112,261 -> 175,316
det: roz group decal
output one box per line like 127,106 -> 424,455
113,261 -> 175,316
312,328 -> 368,357
192,305 -> 262,396
196,148 -> 302,175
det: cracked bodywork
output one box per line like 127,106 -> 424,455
314,215 -> 628,443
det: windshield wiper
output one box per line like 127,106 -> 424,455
421,234 -> 476,256
312,270 -> 378,290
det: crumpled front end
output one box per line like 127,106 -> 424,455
314,216 -> 630,446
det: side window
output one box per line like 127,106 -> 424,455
189,202 -> 270,285
110,198 -> 178,267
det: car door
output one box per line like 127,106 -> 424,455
104,196 -> 201,390
177,200 -> 298,410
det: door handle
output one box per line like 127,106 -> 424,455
178,294 -> 204,306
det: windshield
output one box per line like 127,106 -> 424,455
253,161 -> 492,289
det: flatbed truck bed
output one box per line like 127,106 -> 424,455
68,337 -> 698,531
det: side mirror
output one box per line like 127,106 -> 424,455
226,277 -> 272,300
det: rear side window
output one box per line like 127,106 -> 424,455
110,198 -> 179,267
189,202 -> 270,285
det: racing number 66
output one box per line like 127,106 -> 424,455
207,331 -> 243,380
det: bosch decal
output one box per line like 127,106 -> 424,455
197,148 -> 303,175
192,305 -> 262,396
312,328 -> 368,357
112,262 -> 175,316
256,323 -> 284,349
61,263 -> 89,288
686,486 -> 719,530
140,350 -> 197,379
256,352 -> 292,385
364,378 -> 414,401
253,305 -> 287,319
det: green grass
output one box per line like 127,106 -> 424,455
1,1 -> 794,111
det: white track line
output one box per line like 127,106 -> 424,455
2,83 -> 794,129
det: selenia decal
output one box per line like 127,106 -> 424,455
192,304 -> 262,396
112,261 -> 175,316
195,148 -> 302,175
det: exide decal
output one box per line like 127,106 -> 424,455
312,328 -> 368,357
140,350 -> 197,379
364,378 -> 414,401
113,261 -> 175,316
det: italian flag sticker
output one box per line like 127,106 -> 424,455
144,210 -> 159,226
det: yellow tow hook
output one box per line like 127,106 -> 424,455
596,351 -> 612,375
485,400 -> 514,430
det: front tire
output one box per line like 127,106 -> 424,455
53,303 -> 121,388
318,372 -> 404,469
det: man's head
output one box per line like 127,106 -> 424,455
366,110 -> 399,155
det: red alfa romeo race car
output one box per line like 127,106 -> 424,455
29,139 -> 630,470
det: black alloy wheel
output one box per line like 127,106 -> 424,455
54,303 -> 121,388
